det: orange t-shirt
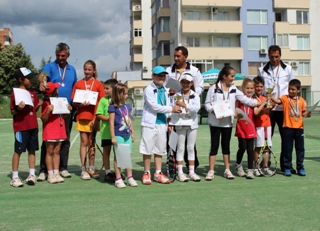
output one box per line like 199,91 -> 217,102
280,95 -> 306,129
254,95 -> 271,127
71,78 -> 106,121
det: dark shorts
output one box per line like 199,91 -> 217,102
101,139 -> 112,147
14,128 -> 39,153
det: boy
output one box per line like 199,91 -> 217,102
140,66 -> 181,185
96,79 -> 119,182
271,79 -> 310,176
253,76 -> 273,176
9,68 -> 42,187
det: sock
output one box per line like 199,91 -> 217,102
116,176 -> 121,180
177,165 -> 183,174
53,169 -> 59,174
144,170 -> 150,174
81,166 -> 86,171
189,165 -> 195,174
12,171 -> 18,179
225,168 -> 230,173
48,170 -> 53,175
127,174 -> 132,179
89,166 -> 94,171
29,168 -> 35,175
105,169 -> 111,175
155,170 -> 161,174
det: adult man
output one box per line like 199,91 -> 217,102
258,45 -> 295,172
37,42 -> 78,180
166,46 -> 204,169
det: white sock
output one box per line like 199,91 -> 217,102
225,168 -> 230,173
177,165 -> 183,174
155,170 -> 161,174
12,171 -> 18,179
29,168 -> 35,175
144,170 -> 150,174
105,169 -> 111,175
189,165 -> 195,174
89,166 -> 94,170
53,169 -> 59,174
48,170 -> 53,175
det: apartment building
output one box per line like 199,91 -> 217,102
0,28 -> 13,48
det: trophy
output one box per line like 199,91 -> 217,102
265,87 -> 274,108
174,95 -> 182,101
41,72 -> 48,87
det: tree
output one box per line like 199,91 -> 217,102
38,56 -> 52,73
0,43 -> 38,94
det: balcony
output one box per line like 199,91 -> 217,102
157,32 -> 171,42
275,22 -> 310,35
133,54 -> 143,62
187,47 -> 243,60
152,14 -> 156,26
132,20 -> 142,29
158,56 -> 171,66
281,49 -> 311,60
274,0 -> 309,9
296,76 -> 312,86
181,0 -> 242,7
157,8 -> 170,19
131,37 -> 143,48
152,36 -> 156,48
182,20 -> 242,34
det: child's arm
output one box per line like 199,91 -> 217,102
145,89 -> 180,113
41,105 -> 53,124
204,86 -> 214,113
270,95 -> 282,105
131,123 -> 135,143
109,112 -> 117,147
11,101 -> 26,116
254,100 -> 268,116
35,99 -> 43,112
96,114 -> 109,121
63,104 -> 73,118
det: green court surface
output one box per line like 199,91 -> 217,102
0,116 -> 320,231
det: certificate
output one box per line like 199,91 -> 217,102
307,100 -> 320,115
13,88 -> 34,106
165,78 -> 182,92
49,97 -> 70,114
212,101 -> 233,119
73,89 -> 98,105
114,144 -> 132,168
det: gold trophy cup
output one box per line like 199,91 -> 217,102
265,87 -> 274,108
41,72 -> 48,87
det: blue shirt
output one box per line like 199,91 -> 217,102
108,104 -> 132,137
156,86 -> 167,124
42,60 -> 77,103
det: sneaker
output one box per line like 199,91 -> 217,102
142,173 -> 152,185
298,169 -> 306,176
154,173 -> 170,184
80,170 -> 91,180
246,169 -> 254,179
60,170 -> 71,178
26,174 -> 36,185
235,164 -> 246,177
47,174 -> 58,184
284,169 -> 291,177
254,168 -> 263,177
177,173 -> 189,182
87,169 -> 100,179
263,167 -> 274,176
115,179 -> 126,188
224,169 -> 235,180
189,173 -> 201,182
37,172 -> 47,182
55,173 -> 65,183
104,172 -> 116,183
128,177 -> 138,187
205,170 -> 215,181
10,177 -> 23,187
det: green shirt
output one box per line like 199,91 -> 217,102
96,96 -> 111,140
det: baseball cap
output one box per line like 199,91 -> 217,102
179,73 -> 193,82
15,67 -> 37,80
152,66 -> 168,75
42,82 -> 61,95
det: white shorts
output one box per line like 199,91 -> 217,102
255,126 -> 272,147
139,124 -> 167,155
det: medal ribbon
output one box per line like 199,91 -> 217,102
84,78 -> 95,91
58,64 -> 67,85
288,97 -> 299,118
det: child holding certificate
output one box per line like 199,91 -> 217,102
204,67 -> 259,180
71,60 -> 106,180
168,73 -> 201,182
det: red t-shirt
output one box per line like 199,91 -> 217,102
254,95 -> 271,127
41,101 -> 67,141
235,101 -> 256,138
10,89 -> 39,132
71,78 -> 106,121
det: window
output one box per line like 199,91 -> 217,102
187,37 -> 200,47
275,13 -> 282,22
217,11 -> 230,20
247,10 -> 267,24
276,34 -> 289,47
152,49 -> 156,59
151,3 -> 156,15
186,11 -> 200,20
152,26 -> 156,36
297,36 -> 310,50
134,28 -> 142,37
298,62 -> 310,76
297,11 -> 309,24
161,0 -> 169,8
162,42 -> 170,56
161,18 -> 170,32
248,62 -> 262,76
248,36 -> 268,50
217,37 -> 230,47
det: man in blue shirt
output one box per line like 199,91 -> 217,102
37,42 -> 77,180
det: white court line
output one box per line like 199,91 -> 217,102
70,133 -> 79,149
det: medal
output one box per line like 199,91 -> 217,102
295,117 -> 298,122
30,111 -> 33,115
61,83 -> 65,87
245,121 -> 248,125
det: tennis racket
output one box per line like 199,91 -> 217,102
166,147 -> 177,182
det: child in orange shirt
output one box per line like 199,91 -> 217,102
271,79 -> 311,176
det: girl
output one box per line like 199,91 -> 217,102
204,66 -> 260,180
41,82 -> 72,184
234,78 -> 257,179
169,73 -> 201,182
109,83 -> 137,188
71,60 -> 106,180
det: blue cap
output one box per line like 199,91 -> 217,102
152,66 -> 168,75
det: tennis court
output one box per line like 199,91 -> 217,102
0,116 -> 320,231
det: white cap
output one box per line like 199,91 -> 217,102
179,73 -> 193,82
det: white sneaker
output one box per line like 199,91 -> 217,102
26,174 -> 36,185
115,179 -> 126,188
60,170 -> 71,178
254,168 -> 263,177
189,173 -> 201,182
10,177 -> 23,187
263,167 -> 274,176
128,178 -> 138,187
205,170 -> 215,181
224,169 -> 235,180
235,164 -> 246,177
37,173 -> 46,182
55,173 -> 65,183
177,173 -> 189,182
246,169 -> 254,179
47,174 -> 58,184
80,171 -> 91,180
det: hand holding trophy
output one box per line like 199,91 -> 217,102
265,87 -> 274,108
41,72 -> 49,87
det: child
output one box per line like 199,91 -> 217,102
96,78 -> 119,183
204,66 -> 259,180
9,68 -> 42,187
169,73 -> 201,182
253,76 -> 273,176
140,66 -> 181,185
109,83 -> 138,188
234,78 -> 257,179
41,82 -> 72,184
71,60 -> 106,180
271,79 -> 310,176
